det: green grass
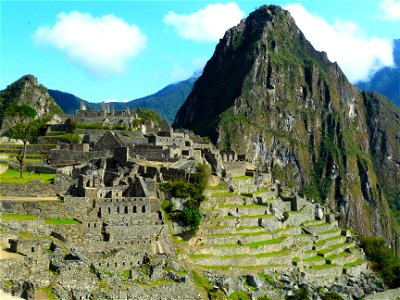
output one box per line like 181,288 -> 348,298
189,253 -> 214,259
207,230 -> 271,238
255,248 -> 290,258
3,280 -> 13,286
241,214 -> 273,219
343,259 -> 365,269
246,236 -> 287,248
1,214 -> 37,221
118,270 -> 131,279
315,235 -> 345,245
44,218 -> 81,225
317,242 -> 349,255
233,175 -> 253,180
19,231 -> 33,237
196,264 -> 284,271
303,255 -> 324,262
212,192 -> 237,197
0,168 -> 56,184
325,251 -> 351,261
236,226 -> 262,231
207,184 -> 226,190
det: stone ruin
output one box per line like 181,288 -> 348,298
0,112 -> 385,299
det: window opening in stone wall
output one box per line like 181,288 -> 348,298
133,206 -> 137,213
124,206 -> 128,214
117,206 -> 120,213
142,206 -> 146,213
31,247 -> 35,252
108,207 -> 111,214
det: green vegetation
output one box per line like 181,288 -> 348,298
160,164 -> 210,233
192,270 -> 226,299
44,218 -> 81,225
320,292 -> 344,300
229,291 -> 251,300
0,168 -> 56,184
36,287 -> 59,300
118,270 -> 131,279
286,286 -> 311,300
3,104 -> 39,178
3,280 -> 13,287
360,236 -> 400,288
258,272 -> 275,286
1,214 -> 37,221
42,133 -> 82,143
343,259 -> 365,269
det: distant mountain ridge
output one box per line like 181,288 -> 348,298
356,39 -> 400,107
49,74 -> 198,123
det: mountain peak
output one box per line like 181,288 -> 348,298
174,5 -> 400,250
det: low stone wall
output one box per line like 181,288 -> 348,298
0,183 -> 64,197
49,150 -> 110,165
0,201 -> 68,219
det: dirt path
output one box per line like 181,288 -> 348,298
0,196 -> 61,201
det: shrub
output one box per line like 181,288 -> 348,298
182,203 -> 202,231
360,236 -> 400,288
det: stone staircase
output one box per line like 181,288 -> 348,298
188,177 -> 367,280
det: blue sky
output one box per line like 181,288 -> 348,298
1,0 -> 399,103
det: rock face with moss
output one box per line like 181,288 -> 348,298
0,74 -> 63,133
174,5 -> 400,250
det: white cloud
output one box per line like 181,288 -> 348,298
285,3 -> 394,82
379,0 -> 400,20
170,64 -> 193,81
34,11 -> 146,77
163,3 -> 244,43
104,98 -> 129,103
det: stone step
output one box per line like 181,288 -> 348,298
303,223 -> 336,235
316,229 -> 342,240
325,250 -> 361,265
203,225 -> 266,235
316,242 -> 352,257
189,250 -> 295,267
302,219 -> 326,227
314,235 -> 347,250
342,260 -> 368,276
216,204 -> 269,216
196,236 -> 291,256
302,255 -> 326,267
203,231 -> 274,245
210,195 -> 244,205
238,184 -> 258,193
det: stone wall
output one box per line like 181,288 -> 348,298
0,183 -> 64,197
223,161 -> 247,177
49,149 -> 110,165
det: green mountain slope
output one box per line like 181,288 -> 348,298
174,5 -> 400,251
356,39 -> 400,107
0,75 -> 63,133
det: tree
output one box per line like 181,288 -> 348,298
5,104 -> 39,178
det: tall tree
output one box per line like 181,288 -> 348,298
5,104 -> 39,178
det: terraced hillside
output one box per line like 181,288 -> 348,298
187,176 -> 367,286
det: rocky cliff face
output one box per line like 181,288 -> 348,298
0,74 -> 63,133
174,5 -> 400,250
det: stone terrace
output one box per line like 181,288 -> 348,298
188,175 -> 367,284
